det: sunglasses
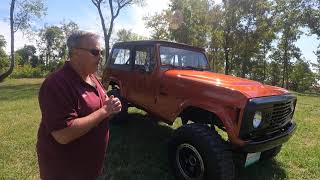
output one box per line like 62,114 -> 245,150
77,47 -> 102,56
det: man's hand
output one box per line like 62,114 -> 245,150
102,95 -> 122,117
51,95 -> 122,144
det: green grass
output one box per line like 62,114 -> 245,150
0,78 -> 319,180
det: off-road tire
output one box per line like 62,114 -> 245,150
107,89 -> 129,124
168,123 -> 235,180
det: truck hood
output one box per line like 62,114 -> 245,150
165,70 -> 289,98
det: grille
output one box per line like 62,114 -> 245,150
268,101 -> 293,130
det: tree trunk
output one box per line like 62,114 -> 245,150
263,44 -> 267,83
224,30 -> 230,75
224,46 -> 229,75
282,41 -> 288,89
0,0 -> 15,82
97,3 -> 109,64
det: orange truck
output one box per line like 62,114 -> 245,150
102,40 -> 297,180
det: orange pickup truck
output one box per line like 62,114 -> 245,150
102,40 -> 297,180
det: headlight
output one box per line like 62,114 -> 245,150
253,111 -> 262,128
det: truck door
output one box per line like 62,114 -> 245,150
130,45 -> 157,110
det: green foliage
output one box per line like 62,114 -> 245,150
0,50 -> 9,74
116,29 -> 146,42
38,25 -> 65,65
15,45 -> 37,66
36,21 -> 79,69
10,64 -> 48,78
144,12 -> 170,40
59,20 -> 80,60
0,0 -> 46,82
168,0 -> 210,48
302,0 -> 320,37
267,60 -> 282,86
0,35 -> 6,49
290,59 -> 316,92
0,35 -> 8,74
144,0 -> 320,92
13,0 -> 47,33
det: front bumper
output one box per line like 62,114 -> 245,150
242,121 -> 296,153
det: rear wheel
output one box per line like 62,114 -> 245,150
107,88 -> 129,124
169,123 -> 235,180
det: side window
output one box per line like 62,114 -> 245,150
135,50 -> 148,66
134,46 -> 155,72
110,48 -> 131,65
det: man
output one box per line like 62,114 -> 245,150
37,31 -> 121,180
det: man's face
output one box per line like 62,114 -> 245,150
73,37 -> 102,74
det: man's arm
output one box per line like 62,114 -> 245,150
51,96 -> 121,144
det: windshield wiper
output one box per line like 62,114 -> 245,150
182,66 -> 204,71
162,64 -> 181,70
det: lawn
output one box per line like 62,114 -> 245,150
0,78 -> 319,180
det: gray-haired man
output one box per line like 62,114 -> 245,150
37,31 -> 121,180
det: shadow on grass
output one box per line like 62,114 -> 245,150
100,113 -> 175,180
237,160 -> 287,180
99,113 -> 287,180
0,84 -> 41,101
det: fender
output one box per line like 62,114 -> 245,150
176,99 -> 246,147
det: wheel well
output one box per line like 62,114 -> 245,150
179,107 -> 224,129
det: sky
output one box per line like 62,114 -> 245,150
0,0 -> 319,64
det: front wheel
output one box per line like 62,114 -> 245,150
168,123 -> 235,180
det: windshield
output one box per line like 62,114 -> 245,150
160,46 -> 210,70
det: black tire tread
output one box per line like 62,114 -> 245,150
169,123 -> 235,180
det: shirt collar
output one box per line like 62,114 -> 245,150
63,61 -> 86,85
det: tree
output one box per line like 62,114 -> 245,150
116,29 -> 145,42
15,45 -> 37,66
290,59 -> 316,92
303,0 -> 320,84
0,0 -> 46,82
59,20 -> 79,60
271,0 -> 305,89
0,35 -> 9,74
91,0 -> 144,64
167,0 -> 210,48
0,35 -> 6,49
144,12 -> 170,40
218,0 -> 242,75
302,0 -> 320,36
145,0 -> 213,67
312,49 -> 320,82
38,26 -> 64,65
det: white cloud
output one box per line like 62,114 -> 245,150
113,0 -> 170,38
0,21 -> 37,53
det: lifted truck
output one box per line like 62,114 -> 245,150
102,40 -> 297,180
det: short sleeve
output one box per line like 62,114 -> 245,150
39,78 -> 78,133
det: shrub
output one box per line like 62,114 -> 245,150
10,65 -> 48,78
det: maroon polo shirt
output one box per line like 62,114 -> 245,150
37,61 -> 109,180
